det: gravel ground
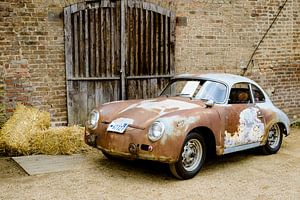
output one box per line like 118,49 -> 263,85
0,128 -> 299,200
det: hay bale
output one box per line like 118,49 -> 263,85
0,104 -> 50,155
0,104 -> 88,156
31,126 -> 88,155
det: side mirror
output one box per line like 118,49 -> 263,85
205,99 -> 214,108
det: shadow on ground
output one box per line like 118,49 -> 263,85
91,147 -> 261,180
0,157 -> 27,178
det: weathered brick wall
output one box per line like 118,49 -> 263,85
0,0 -> 77,126
247,0 -> 300,120
175,0 -> 300,120
0,0 -> 299,126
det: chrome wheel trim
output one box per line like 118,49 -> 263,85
181,139 -> 203,171
268,124 -> 281,149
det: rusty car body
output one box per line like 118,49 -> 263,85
85,73 -> 290,179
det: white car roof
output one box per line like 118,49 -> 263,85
174,73 -> 257,87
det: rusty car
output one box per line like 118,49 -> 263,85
84,73 -> 290,179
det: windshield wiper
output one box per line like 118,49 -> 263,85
175,93 -> 191,97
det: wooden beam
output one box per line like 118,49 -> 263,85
126,75 -> 173,79
67,77 -> 121,81
64,6 -> 73,125
120,0 -> 127,99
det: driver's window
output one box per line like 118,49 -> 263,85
228,83 -> 252,104
195,81 -> 227,103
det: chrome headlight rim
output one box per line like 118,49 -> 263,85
148,121 -> 165,142
87,110 -> 100,130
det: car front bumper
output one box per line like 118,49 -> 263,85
85,124 -> 183,163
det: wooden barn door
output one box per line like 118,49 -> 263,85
64,0 -> 175,125
125,1 -> 175,99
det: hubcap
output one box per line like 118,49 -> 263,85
268,124 -> 281,149
181,139 -> 203,171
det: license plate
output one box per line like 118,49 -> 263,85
107,121 -> 129,133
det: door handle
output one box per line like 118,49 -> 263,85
257,112 -> 264,118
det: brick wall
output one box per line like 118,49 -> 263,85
174,0 -> 300,120
0,0 -> 299,126
0,0 -> 74,126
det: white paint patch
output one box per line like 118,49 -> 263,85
159,115 -> 198,145
257,102 -> 290,134
121,99 -> 199,116
225,107 -> 265,148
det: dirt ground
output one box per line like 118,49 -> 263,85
0,128 -> 299,200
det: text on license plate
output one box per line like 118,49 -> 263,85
107,121 -> 129,133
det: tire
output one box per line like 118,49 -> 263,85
169,132 -> 206,180
261,123 -> 283,154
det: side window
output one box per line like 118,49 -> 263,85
228,83 -> 252,104
251,84 -> 265,103
195,81 -> 227,103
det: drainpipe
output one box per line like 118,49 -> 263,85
241,0 -> 288,76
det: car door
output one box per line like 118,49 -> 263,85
223,82 -> 266,154
250,83 -> 272,125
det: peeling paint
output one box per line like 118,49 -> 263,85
225,107 -> 265,148
257,103 -> 290,134
159,115 -> 198,145
121,99 -> 199,116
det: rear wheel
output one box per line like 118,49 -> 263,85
169,132 -> 206,179
261,123 -> 283,154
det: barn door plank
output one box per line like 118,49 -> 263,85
110,5 -> 115,77
128,7 -> 133,77
87,81 -> 95,114
164,15 -> 169,74
85,9 -> 90,77
89,8 -> 95,77
149,11 -> 154,75
144,10 -> 149,75
114,1 -> 121,77
169,13 -> 176,75
73,13 -> 79,77
95,8 -> 100,77
105,6 -> 111,77
78,81 -> 88,125
79,11 -> 85,77
134,7 -> 139,76
120,0 -> 126,99
100,7 -> 105,78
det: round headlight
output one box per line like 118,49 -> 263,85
148,121 -> 165,142
87,110 -> 99,130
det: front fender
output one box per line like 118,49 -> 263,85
157,107 -> 223,162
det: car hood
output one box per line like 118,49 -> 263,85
100,97 -> 205,128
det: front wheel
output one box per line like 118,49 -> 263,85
169,132 -> 206,179
261,123 -> 283,154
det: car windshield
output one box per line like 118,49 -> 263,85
160,79 -> 227,103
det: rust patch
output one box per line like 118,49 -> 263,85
224,107 -> 265,148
